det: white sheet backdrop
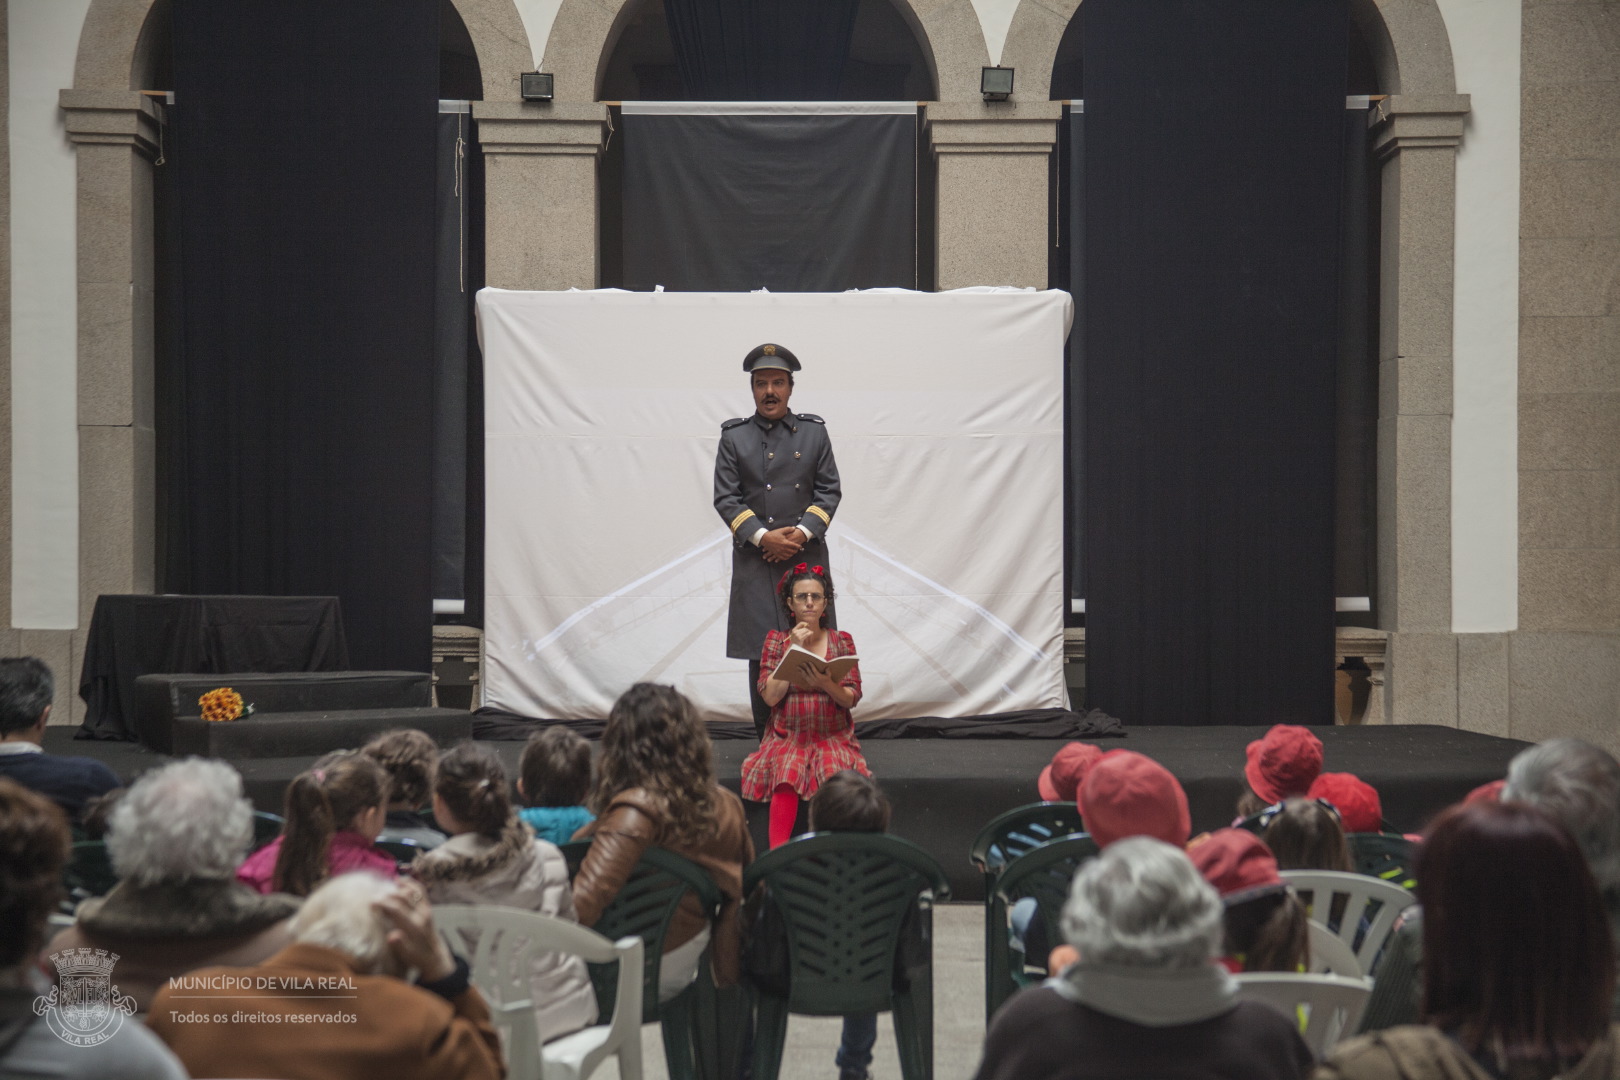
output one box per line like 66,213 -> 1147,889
479,287 -> 1072,721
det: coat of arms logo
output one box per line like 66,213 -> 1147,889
33,948 -> 135,1046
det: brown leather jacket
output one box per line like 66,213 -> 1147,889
571,786 -> 754,986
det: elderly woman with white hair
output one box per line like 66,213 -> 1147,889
148,871 -> 502,1080
973,836 -> 1313,1080
46,757 -> 299,1010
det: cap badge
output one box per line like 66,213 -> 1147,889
763,345 -> 776,356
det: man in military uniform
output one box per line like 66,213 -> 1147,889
714,343 -> 842,736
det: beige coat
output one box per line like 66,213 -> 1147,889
1316,1025 -> 1620,1080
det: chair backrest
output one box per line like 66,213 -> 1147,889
1281,870 -> 1416,973
968,802 -> 1086,875
559,841 -> 722,1023
64,840 -> 117,902
374,837 -> 428,865
1306,920 -> 1362,978
434,904 -> 643,1080
253,810 -> 285,847
1234,972 -> 1373,1057
742,832 -> 949,1016
1347,832 -> 1417,891
996,834 -> 1100,958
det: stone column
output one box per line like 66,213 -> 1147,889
472,103 -> 608,290
928,103 -> 1061,289
1369,94 -> 1469,726
60,89 -> 161,723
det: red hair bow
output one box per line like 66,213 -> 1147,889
776,562 -> 828,592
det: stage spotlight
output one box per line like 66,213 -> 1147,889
521,72 -> 554,101
980,66 -> 1014,101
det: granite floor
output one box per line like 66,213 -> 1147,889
593,902 -> 987,1080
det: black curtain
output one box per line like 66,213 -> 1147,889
433,106 -> 470,604
621,111 -> 917,291
664,0 -> 860,100
1080,0 -> 1348,725
168,0 -> 439,672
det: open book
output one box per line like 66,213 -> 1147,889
770,644 -> 860,690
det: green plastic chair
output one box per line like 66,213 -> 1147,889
560,841 -> 736,1080
252,810 -> 284,847
984,833 -> 1100,1020
374,837 -> 428,865
742,832 -> 950,1080
1348,832 -> 1416,891
64,840 -> 118,903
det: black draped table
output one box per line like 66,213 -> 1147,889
77,595 -> 349,741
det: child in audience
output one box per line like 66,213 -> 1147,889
1036,741 -> 1104,803
363,728 -> 447,849
1188,828 -> 1309,973
809,770 -> 893,1080
517,725 -> 596,845
1261,796 -> 1352,872
1307,772 -> 1383,834
1235,724 -> 1324,820
412,741 -> 598,1041
237,749 -> 396,896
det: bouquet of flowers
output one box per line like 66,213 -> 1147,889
198,687 -> 253,723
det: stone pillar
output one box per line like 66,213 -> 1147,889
1369,94 -> 1469,726
59,90 -> 161,723
472,103 -> 608,290
928,103 -> 1061,289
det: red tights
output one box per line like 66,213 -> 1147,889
769,784 -> 800,849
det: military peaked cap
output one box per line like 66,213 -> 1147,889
743,343 -> 801,373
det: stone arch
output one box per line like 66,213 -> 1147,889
73,0 -> 533,99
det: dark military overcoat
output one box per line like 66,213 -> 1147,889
713,410 -> 842,660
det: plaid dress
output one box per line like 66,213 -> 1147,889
740,629 -> 868,801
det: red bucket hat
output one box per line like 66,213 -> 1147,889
1079,750 -> 1191,849
1038,742 -> 1105,802
1188,828 -> 1285,903
1308,772 -> 1382,834
1464,778 -> 1506,805
1244,725 -> 1324,804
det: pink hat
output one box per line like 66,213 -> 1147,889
1244,725 -> 1324,804
1464,778 -> 1506,805
1188,828 -> 1284,903
1308,772 -> 1383,834
1037,742 -> 1105,802
1079,750 -> 1192,849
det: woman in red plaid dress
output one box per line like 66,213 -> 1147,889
741,563 -> 867,848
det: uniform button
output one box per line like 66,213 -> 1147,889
794,451 -> 801,459
766,484 -> 772,491
795,484 -> 800,490
768,452 -> 774,459
767,517 -> 775,523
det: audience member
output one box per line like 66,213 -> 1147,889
0,657 -> 120,824
46,758 -> 298,1010
573,682 -> 755,999
517,724 -> 596,845
1037,741 -> 1105,803
0,778 -> 187,1079
363,728 -> 447,849
412,740 -> 597,1040
1188,828 -> 1309,974
1307,773 -> 1384,835
1261,797 -> 1353,872
1079,750 -> 1192,849
1237,724 -> 1324,819
809,770 -> 894,1080
238,749 -> 396,896
149,872 -> 502,1080
78,785 -> 124,839
1364,739 -> 1620,1033
1318,801 -> 1619,1080
974,836 -> 1313,1080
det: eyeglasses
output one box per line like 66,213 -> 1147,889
789,593 -> 826,606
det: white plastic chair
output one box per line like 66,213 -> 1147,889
1306,919 -> 1362,977
1234,972 -> 1374,1057
1281,870 -> 1415,974
433,904 -> 644,1080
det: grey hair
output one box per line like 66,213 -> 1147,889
106,758 -> 255,884
1060,836 -> 1224,969
1505,738 -> 1620,909
289,872 -> 396,972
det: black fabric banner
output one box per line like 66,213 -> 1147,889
169,0 -> 439,672
663,0 -> 860,100
621,111 -> 917,292
1079,0 -> 1348,725
433,107 -> 471,603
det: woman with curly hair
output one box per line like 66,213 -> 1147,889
742,562 -> 866,849
572,683 -> 754,999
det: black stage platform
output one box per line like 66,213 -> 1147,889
45,724 -> 1528,901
